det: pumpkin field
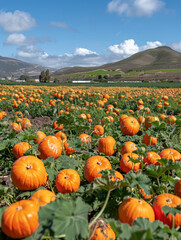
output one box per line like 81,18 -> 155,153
1,84 -> 181,240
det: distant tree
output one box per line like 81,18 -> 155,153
39,71 -> 46,82
20,75 -> 30,81
45,69 -> 51,82
54,77 -> 58,83
98,75 -> 102,80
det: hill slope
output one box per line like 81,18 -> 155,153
53,46 -> 181,76
0,56 -> 54,78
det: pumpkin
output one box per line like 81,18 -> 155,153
53,120 -> 63,130
84,155 -> 112,182
120,117 -> 140,136
145,116 -> 159,130
30,189 -> 56,206
64,141 -> 75,155
98,136 -> 116,156
119,114 -> 128,123
54,131 -> 67,142
153,193 -> 181,228
159,148 -> 181,162
140,188 -> 152,200
93,125 -> 104,136
174,180 -> 181,198
21,118 -> 32,130
120,153 -> 141,173
138,116 -> 145,124
13,142 -> 31,159
1,199 -> 39,239
118,197 -> 155,225
38,135 -> 62,159
143,151 -> 161,165
121,141 -> 137,155
101,116 -> 114,125
34,131 -> 46,144
90,218 -> 116,240
11,155 -> 48,190
110,170 -> 124,182
0,111 -> 6,119
79,133 -> 91,144
159,114 -> 166,120
142,134 -> 157,145
167,115 -> 177,125
55,169 -> 80,193
10,122 -> 21,132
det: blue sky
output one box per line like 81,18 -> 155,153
0,0 -> 181,69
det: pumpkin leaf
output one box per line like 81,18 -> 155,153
51,197 -> 90,240
162,205 -> 181,217
56,155 -> 78,170
0,206 -> 7,228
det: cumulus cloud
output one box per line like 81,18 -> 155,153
171,42 -> 181,51
107,0 -> 165,17
15,39 -> 163,69
0,10 -> 36,32
50,21 -> 76,31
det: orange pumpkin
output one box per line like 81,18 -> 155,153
84,155 -> 112,182
110,170 -> 124,182
56,169 -> 80,193
53,120 -> 63,130
34,131 -> 46,144
98,136 -> 116,156
10,122 -> 21,133
90,218 -> 116,240
120,117 -> 140,136
0,111 -> 6,119
1,199 -> 39,239
167,115 -> 177,125
174,180 -> 181,198
55,131 -> 67,142
142,134 -> 157,145
38,135 -> 62,159
118,197 -> 155,225
119,114 -> 128,123
64,141 -> 75,155
13,142 -> 31,159
30,189 -> 56,206
120,153 -> 141,173
93,125 -> 104,136
145,116 -> 159,130
159,148 -> 181,162
138,116 -> 145,124
153,193 -> 181,228
79,133 -> 91,144
143,151 -> 161,165
121,141 -> 137,155
11,155 -> 48,190
21,118 -> 32,130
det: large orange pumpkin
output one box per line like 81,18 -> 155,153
90,218 -> 116,240
93,125 -> 104,136
143,151 -> 161,165
11,155 -> 48,190
56,169 -> 80,193
98,136 -> 116,156
13,142 -> 31,159
121,141 -> 137,155
84,156 -> 112,182
10,122 -> 22,133
34,131 -> 46,144
38,135 -> 62,159
159,148 -> 181,162
1,199 -> 39,239
142,134 -> 157,145
55,131 -> 67,143
120,117 -> 140,136
30,189 -> 56,206
118,197 -> 155,225
120,153 -> 141,173
153,193 -> 181,228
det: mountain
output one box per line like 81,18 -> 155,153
0,56 -> 55,78
53,46 -> 181,76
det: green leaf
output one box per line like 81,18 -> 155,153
162,205 -> 181,217
56,155 -> 78,170
0,206 -> 7,228
51,197 -> 90,240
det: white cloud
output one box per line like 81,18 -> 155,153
107,0 -> 165,17
15,39 -> 163,69
50,21 -> 75,31
171,42 -> 181,51
0,10 -> 36,32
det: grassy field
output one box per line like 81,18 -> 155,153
1,81 -> 181,88
123,68 -> 181,77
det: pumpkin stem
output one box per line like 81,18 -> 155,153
166,198 -> 172,204
16,206 -> 23,211
64,176 -> 70,179
97,161 -> 102,165
26,165 -> 32,170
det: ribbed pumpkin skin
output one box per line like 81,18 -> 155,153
143,151 -> 161,165
121,141 -> 137,155
120,153 -> 141,173
90,219 -> 116,240
98,136 -> 116,156
174,179 -> 181,198
159,149 -> 181,162
153,193 -> 181,228
142,134 -> 157,145
119,114 -> 128,123
93,125 -> 104,136
120,117 -> 140,136
11,156 -> 48,190
84,156 -> 112,182
118,197 -> 155,225
13,142 -> 31,159
79,133 -> 91,144
56,169 -> 80,193
34,131 -> 46,144
10,122 -> 21,132
110,171 -> 124,182
1,199 -> 39,239
30,189 -> 56,206
38,136 -> 62,159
